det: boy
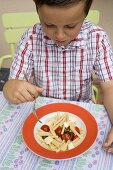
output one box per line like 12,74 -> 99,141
3,0 -> 113,153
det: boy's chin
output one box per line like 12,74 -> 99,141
54,41 -> 70,47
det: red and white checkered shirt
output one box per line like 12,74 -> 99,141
10,20 -> 113,102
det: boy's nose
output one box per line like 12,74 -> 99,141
54,29 -> 66,41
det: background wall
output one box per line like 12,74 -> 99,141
0,0 -> 113,65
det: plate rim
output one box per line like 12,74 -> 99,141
22,102 -> 98,160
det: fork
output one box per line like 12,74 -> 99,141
32,98 -> 42,123
23,71 -> 42,123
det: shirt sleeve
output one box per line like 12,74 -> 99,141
9,28 -> 34,80
94,32 -> 113,82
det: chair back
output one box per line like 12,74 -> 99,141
86,10 -> 100,24
2,12 -> 40,55
0,10 -> 99,68
2,10 -> 99,56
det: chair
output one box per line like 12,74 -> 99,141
0,10 -> 100,68
0,12 -> 39,68
92,85 -> 99,103
87,10 -> 100,103
86,10 -> 100,24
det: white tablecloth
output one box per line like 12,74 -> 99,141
0,92 -> 113,170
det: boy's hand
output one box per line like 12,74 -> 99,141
103,126 -> 113,153
3,79 -> 43,104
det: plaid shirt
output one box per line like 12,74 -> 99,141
10,20 -> 113,102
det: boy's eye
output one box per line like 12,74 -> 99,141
45,24 -> 55,28
45,23 -> 76,29
65,25 -> 76,29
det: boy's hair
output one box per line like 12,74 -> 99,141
33,0 -> 93,16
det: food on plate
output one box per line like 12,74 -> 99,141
35,112 -> 86,152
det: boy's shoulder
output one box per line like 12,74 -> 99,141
83,19 -> 106,36
75,20 -> 108,47
20,23 -> 44,41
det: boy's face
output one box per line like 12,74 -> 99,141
38,3 -> 86,46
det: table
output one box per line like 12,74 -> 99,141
0,92 -> 113,170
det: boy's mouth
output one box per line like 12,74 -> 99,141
55,40 -> 69,46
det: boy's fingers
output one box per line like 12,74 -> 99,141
104,137 -> 113,147
36,87 -> 44,93
107,147 -> 113,153
103,127 -> 113,152
24,82 -> 43,99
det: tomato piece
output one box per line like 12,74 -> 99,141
71,135 -> 78,141
75,126 -> 80,134
61,133 -> 71,142
41,125 -> 50,132
71,126 -> 80,141
55,126 -> 62,137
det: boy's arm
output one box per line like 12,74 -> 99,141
3,79 -> 43,104
100,80 -> 113,153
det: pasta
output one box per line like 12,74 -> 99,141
35,112 -> 86,152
